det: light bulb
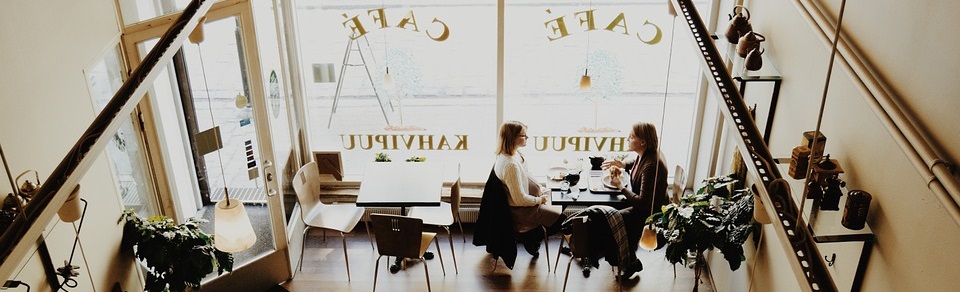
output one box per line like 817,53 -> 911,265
639,225 -> 658,251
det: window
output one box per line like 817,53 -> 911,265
300,0 -> 497,181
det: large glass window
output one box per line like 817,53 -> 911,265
504,0 -> 702,175
300,0 -> 497,181
297,0 -> 705,182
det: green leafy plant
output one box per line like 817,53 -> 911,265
405,156 -> 426,162
374,152 -> 392,162
648,174 -> 754,291
120,210 -> 233,292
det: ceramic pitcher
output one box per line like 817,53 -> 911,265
724,5 -> 752,44
737,31 -> 765,57
745,48 -> 764,71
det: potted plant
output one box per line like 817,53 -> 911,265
119,210 -> 233,292
374,152 -> 392,162
648,174 -> 754,291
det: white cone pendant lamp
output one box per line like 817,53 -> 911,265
639,225 -> 659,250
383,67 -> 395,90
215,198 -> 257,253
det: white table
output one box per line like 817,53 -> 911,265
357,162 -> 444,211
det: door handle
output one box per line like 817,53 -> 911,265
262,160 -> 274,168
267,188 -> 278,197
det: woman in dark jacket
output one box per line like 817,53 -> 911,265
602,121 -> 669,277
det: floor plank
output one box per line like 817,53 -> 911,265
279,225 -> 714,292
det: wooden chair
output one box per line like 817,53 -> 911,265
292,162 -> 373,281
371,214 -> 446,292
407,164 -> 465,273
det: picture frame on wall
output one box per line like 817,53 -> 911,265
313,151 -> 343,181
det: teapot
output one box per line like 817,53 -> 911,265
589,156 -> 605,170
745,48 -> 764,71
724,5 -> 752,44
737,31 -> 765,57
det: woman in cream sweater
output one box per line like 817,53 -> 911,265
494,121 -> 565,255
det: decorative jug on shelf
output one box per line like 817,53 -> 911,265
745,48 -> 764,71
725,5 -> 752,44
737,31 -> 765,57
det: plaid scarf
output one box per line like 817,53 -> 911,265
564,205 -> 638,269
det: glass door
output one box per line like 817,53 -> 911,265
122,0 -> 291,289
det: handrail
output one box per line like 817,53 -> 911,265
0,0 -> 215,281
670,0 -> 836,291
790,0 -> 960,227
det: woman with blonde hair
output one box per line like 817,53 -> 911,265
493,121 -> 565,255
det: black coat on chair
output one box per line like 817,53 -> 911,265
473,168 -> 518,269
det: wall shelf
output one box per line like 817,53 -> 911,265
714,36 -> 783,143
776,159 -> 875,292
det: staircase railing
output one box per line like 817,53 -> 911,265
671,0 -> 836,291
0,0 -> 215,281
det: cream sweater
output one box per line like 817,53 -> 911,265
494,153 -> 544,207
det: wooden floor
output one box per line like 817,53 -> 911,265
278,225 -> 713,292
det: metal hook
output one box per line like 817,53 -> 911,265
824,253 -> 836,267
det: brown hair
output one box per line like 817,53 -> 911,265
497,121 -> 527,155
632,122 -> 659,152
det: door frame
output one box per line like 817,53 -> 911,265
121,0 -> 293,288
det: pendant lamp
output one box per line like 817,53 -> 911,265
579,69 -> 591,91
640,225 -> 659,250
188,17 -> 206,44
195,40 -> 257,252
383,67 -> 395,90
215,197 -> 257,252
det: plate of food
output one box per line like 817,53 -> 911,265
547,166 -> 569,181
602,166 -> 629,189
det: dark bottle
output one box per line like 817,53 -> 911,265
820,176 -> 845,211
842,190 -> 872,230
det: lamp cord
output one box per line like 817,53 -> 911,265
0,142 -> 20,194
196,41 -> 233,205
649,14 -> 678,220
798,0 -> 847,233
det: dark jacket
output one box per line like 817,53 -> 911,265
473,168 -> 518,269
621,149 -> 670,250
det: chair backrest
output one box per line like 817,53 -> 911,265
670,165 -> 685,203
450,163 -> 462,215
371,214 -> 424,259
567,216 -> 591,257
293,161 -> 324,222
450,178 -> 462,215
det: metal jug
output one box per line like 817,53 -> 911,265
725,5 -> 752,44
745,48 -> 764,71
737,31 -> 765,57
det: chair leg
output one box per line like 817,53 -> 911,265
445,226 -> 458,274
422,256 -> 432,292
554,237 -> 565,273
365,219 -> 375,250
563,257 -> 574,292
298,226 -> 311,272
341,232 -> 351,281
433,237 -> 446,276
373,255 -> 382,292
543,227 -> 551,273
455,214 -> 466,243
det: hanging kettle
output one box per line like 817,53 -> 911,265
745,48 -> 764,71
725,5 -> 752,44
737,31 -> 765,57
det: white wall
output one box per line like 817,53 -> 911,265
709,0 -> 960,291
0,1 -> 141,291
